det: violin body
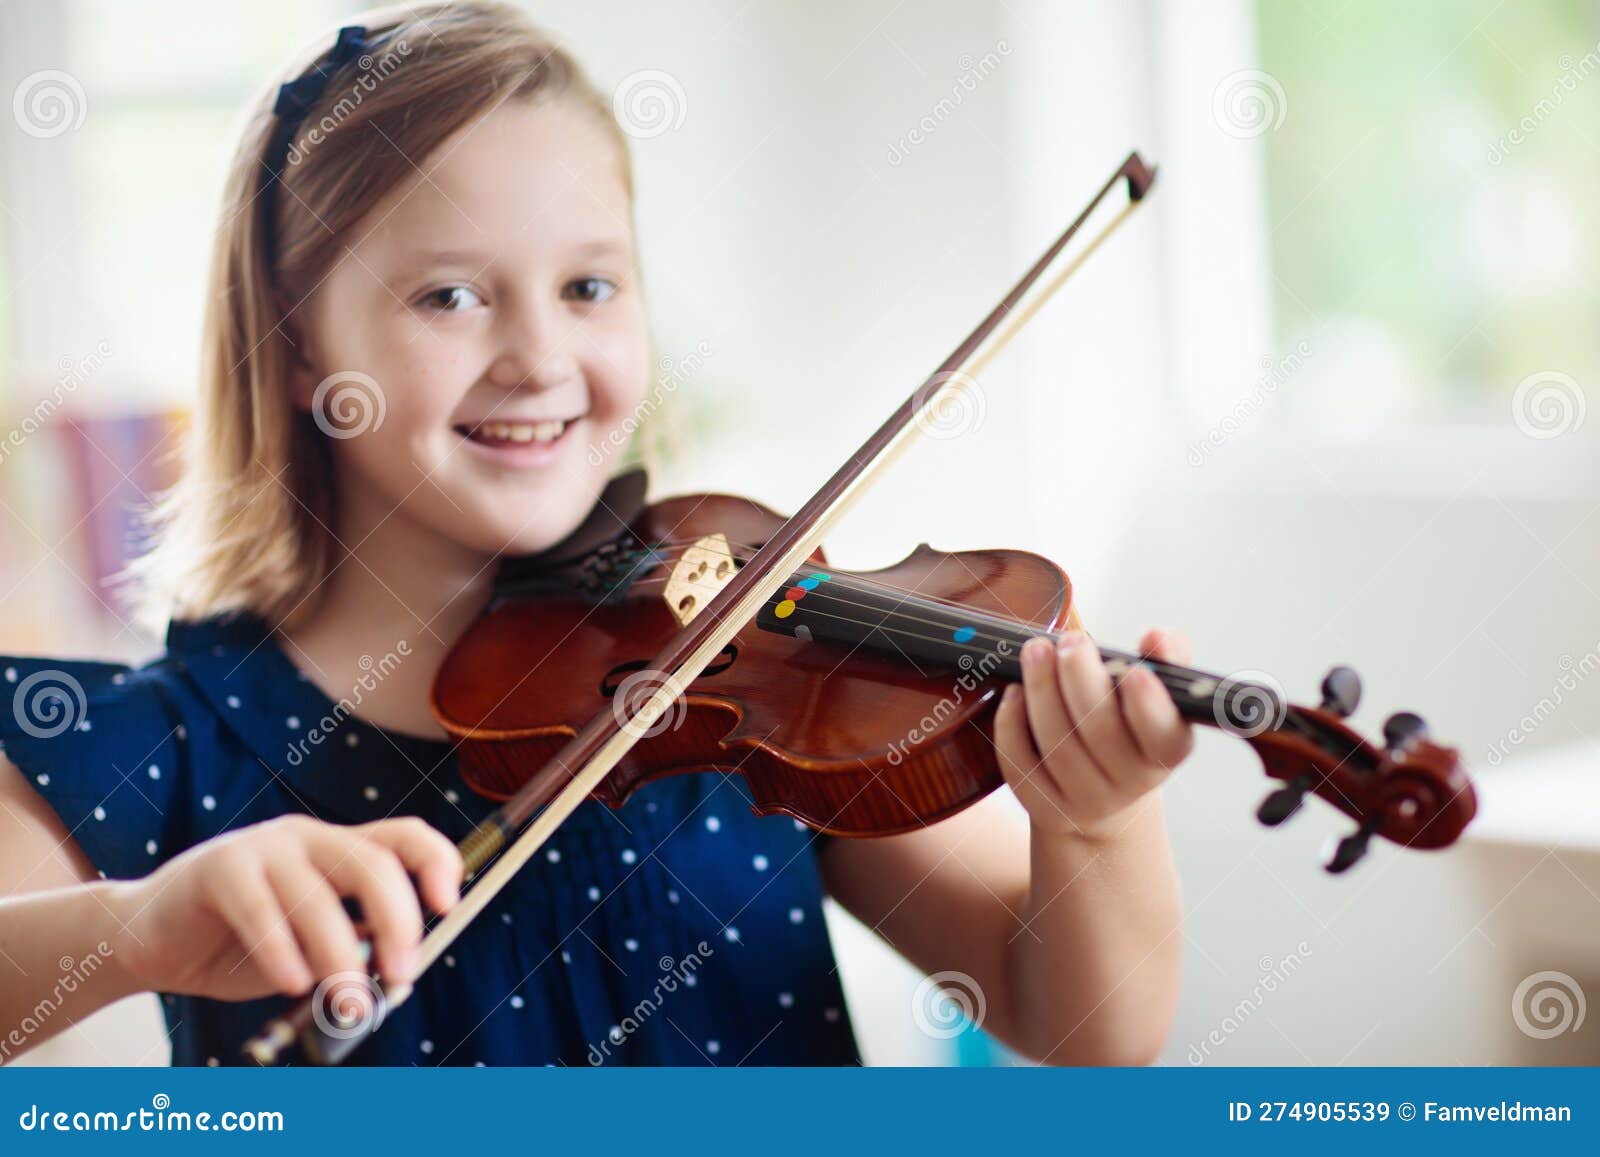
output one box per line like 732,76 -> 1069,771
432,493 -> 1074,836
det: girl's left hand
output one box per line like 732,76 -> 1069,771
994,628 -> 1195,842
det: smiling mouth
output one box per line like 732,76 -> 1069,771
455,419 -> 574,447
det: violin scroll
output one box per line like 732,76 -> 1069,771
1245,690 -> 1475,873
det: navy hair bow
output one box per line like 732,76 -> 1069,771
259,25 -> 372,262
273,25 -> 370,123
261,24 -> 370,187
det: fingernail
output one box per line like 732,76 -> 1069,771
1023,637 -> 1052,667
1057,631 -> 1082,655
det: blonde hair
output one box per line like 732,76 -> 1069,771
129,1 -> 631,632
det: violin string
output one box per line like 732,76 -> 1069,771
554,532 -> 1076,623
510,534 -> 1294,727
573,554 -> 1273,718
537,531 -> 1097,638
516,537 -> 1250,693
528,530 -> 1008,620
755,597 -> 1251,718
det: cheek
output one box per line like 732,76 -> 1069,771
585,319 -> 652,417
376,344 -> 475,430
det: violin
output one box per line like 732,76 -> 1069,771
245,152 -> 1476,1065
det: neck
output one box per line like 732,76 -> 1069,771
755,566 -> 1289,735
278,483 -> 497,739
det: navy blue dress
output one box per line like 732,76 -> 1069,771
0,615 -> 860,1066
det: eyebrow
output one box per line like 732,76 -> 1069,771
391,239 -> 632,269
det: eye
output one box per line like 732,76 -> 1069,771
417,285 -> 485,313
562,277 -> 617,304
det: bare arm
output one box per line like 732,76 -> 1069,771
819,628 -> 1193,1066
0,753 -> 463,1064
821,792 -> 1180,1065
0,752 -> 148,1059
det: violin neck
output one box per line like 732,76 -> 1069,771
754,567 -> 1286,734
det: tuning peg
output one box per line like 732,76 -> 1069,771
1319,666 -> 1362,718
1382,711 -> 1429,753
1324,817 -> 1379,874
1257,773 -> 1314,827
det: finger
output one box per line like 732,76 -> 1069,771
995,683 -> 1084,833
1139,627 -> 1193,667
209,855 -> 313,994
993,683 -> 1039,785
1017,636 -> 1092,789
1055,632 -> 1150,781
1120,664 -> 1195,771
308,836 -> 422,987
266,853 -> 369,985
361,817 -> 464,917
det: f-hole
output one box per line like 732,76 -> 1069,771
600,644 -> 739,697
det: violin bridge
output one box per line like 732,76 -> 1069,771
663,533 -> 737,626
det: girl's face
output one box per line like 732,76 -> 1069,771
296,98 -> 650,561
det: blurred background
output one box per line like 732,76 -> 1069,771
1,0 -> 1597,1065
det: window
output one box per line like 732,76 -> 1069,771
1256,0 -> 1600,428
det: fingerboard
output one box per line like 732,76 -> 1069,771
754,567 -> 1288,736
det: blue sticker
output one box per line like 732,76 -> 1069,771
952,626 -> 977,644
798,577 -> 820,591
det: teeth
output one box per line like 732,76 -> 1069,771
471,420 -> 567,445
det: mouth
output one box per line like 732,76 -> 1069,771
455,418 -> 573,446
453,417 -> 581,465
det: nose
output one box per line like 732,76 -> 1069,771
485,293 -> 580,392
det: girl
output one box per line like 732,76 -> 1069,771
0,1 -> 1193,1067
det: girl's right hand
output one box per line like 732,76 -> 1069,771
106,814 -> 463,1002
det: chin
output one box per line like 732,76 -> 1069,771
476,501 -> 600,558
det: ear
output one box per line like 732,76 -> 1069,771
276,292 -> 320,412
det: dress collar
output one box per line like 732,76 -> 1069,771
163,616 -> 481,833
